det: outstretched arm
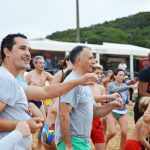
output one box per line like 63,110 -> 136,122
109,85 -> 130,93
93,93 -> 120,103
25,73 -> 98,100
93,98 -> 122,117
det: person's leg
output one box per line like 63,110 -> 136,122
34,102 -> 47,150
94,143 -> 105,150
102,116 -> 107,138
28,102 -> 44,118
106,113 -> 117,146
89,139 -> 95,150
41,99 -> 58,150
40,102 -> 47,121
118,114 -> 128,150
42,140 -> 56,150
45,98 -> 58,125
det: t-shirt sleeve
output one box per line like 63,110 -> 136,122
60,74 -> 80,109
60,86 -> 79,109
0,77 -> 18,106
139,68 -> 150,82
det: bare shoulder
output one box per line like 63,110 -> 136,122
136,117 -> 149,130
44,71 -> 53,76
44,71 -> 53,81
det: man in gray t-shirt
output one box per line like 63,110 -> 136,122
0,66 -> 32,150
55,70 -> 95,145
55,46 -> 122,150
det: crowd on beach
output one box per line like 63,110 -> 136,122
0,33 -> 150,150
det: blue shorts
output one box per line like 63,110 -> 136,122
41,124 -> 55,144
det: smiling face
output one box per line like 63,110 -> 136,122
5,37 -> 31,71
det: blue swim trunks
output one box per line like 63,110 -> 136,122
41,123 -> 55,144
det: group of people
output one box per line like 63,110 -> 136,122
0,33 -> 150,150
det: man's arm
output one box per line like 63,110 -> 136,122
0,101 -> 43,133
46,72 -> 54,84
139,121 -> 150,150
93,93 -> 120,103
59,102 -> 73,149
25,73 -> 98,100
93,98 -> 122,117
0,102 -> 19,132
139,81 -> 150,96
0,118 -> 18,132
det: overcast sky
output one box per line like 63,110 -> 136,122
0,0 -> 149,40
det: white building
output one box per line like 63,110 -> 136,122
29,39 -> 150,79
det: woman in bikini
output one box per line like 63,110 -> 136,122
106,69 -> 133,150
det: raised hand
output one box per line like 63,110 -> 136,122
111,98 -> 123,109
26,117 -> 44,133
109,93 -> 120,99
15,121 -> 31,137
128,83 -> 138,90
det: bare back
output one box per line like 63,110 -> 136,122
129,117 -> 150,141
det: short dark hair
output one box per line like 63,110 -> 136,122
69,46 -> 91,64
1,33 -> 27,62
113,69 -> 125,76
109,69 -> 125,81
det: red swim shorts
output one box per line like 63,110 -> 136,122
91,117 -> 105,143
124,139 -> 142,150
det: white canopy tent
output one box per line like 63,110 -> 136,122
30,39 -> 100,53
30,39 -> 150,56
29,39 -> 150,79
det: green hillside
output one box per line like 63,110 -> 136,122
46,12 -> 150,48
